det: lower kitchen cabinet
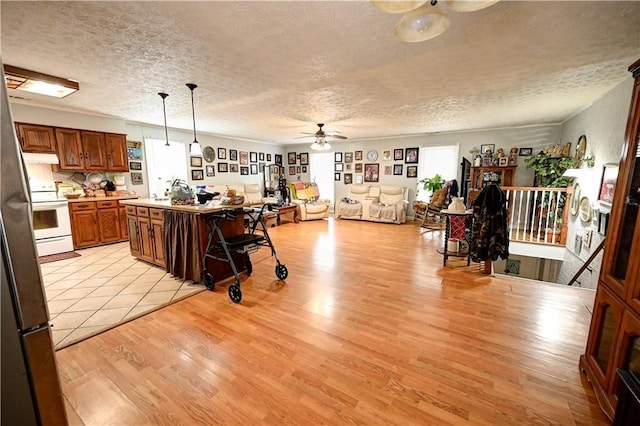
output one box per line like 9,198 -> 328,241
126,206 -> 165,267
69,199 -> 132,249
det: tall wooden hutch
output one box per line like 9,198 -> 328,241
580,58 -> 640,421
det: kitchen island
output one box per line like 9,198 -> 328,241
119,198 -> 249,284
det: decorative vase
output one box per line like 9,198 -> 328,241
449,197 -> 466,213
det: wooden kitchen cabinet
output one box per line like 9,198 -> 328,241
15,123 -> 56,153
581,58 -> 640,421
81,131 -> 108,171
55,128 -> 84,170
69,202 -> 100,249
96,200 -> 121,244
105,133 -> 128,171
69,199 -> 133,249
127,207 -> 165,267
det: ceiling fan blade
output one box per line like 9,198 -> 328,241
294,135 -> 316,139
328,135 -> 348,140
325,130 -> 342,134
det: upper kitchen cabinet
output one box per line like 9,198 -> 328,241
104,133 -> 128,171
55,128 -> 84,170
53,127 -> 128,172
16,123 -> 56,153
81,131 -> 108,170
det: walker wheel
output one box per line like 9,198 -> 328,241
228,285 -> 242,303
244,253 -> 253,276
204,271 -> 215,291
275,264 -> 288,280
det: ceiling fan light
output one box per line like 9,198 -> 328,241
371,0 -> 428,14
394,4 -> 449,42
446,0 -> 500,13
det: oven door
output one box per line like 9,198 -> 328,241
32,201 -> 71,240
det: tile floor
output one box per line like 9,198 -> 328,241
39,242 -> 204,349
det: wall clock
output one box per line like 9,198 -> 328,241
203,146 -> 215,163
366,150 -> 378,161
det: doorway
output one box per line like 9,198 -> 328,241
309,152 -> 335,209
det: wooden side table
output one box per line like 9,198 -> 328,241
437,211 -> 473,266
274,204 -> 299,225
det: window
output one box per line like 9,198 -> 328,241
145,138 -> 188,197
309,152 -> 334,207
416,144 -> 459,201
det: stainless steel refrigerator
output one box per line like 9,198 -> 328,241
0,59 -> 68,424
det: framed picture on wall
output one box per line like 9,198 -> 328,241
300,152 -> 309,165
406,165 -> 418,178
190,156 -> 203,167
355,150 -> 363,161
289,166 -> 295,175
229,149 -> 238,161
335,173 -> 341,181
240,151 -> 249,165
344,173 -> 353,184
206,165 -> 215,177
259,152 -> 265,161
598,163 -> 619,207
364,163 -> 379,182
218,163 -> 228,173
345,152 -> 353,163
275,154 -> 282,165
405,148 -> 418,164
129,161 -> 142,170
191,169 -> 204,180
356,175 -> 363,184
302,166 -> 307,173
382,149 -> 392,161
251,164 -> 258,174
288,152 -> 296,164
393,164 -> 403,175
335,163 -> 343,172
384,165 -> 392,175
394,149 -> 404,161
217,147 -> 227,160
241,166 -> 249,175
334,152 -> 343,163
230,164 -> 239,173
355,163 -> 363,173
131,172 -> 143,185
259,162 -> 265,172
267,153 -> 272,162
519,147 -> 533,156
250,152 -> 258,163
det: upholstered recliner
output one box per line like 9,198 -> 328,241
337,184 -> 408,224
287,182 -> 330,221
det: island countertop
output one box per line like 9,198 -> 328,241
119,198 -> 254,213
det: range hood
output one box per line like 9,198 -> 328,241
22,152 -> 59,164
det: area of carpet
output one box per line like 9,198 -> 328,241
38,251 -> 81,264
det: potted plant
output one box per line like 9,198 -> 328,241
417,174 -> 445,202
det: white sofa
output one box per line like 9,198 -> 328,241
336,184 -> 409,224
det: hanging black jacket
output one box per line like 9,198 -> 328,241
470,184 -> 509,262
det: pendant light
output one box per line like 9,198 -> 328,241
158,92 -> 170,146
186,83 -> 202,156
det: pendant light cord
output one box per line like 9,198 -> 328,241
187,83 -> 198,143
158,92 -> 170,146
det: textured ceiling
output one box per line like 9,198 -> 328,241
1,1 -> 639,144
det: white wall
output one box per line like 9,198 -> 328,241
286,124 -> 563,210
556,77 -> 634,288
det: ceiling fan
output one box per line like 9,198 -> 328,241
296,123 -> 347,151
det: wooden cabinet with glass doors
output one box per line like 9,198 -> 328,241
580,58 -> 640,421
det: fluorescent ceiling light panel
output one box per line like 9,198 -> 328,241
4,65 -> 79,98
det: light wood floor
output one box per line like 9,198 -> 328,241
57,218 -> 609,425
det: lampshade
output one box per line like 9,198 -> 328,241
371,0 -> 428,14
186,83 -> 202,156
394,4 -> 450,42
4,64 -> 79,98
311,137 -> 332,151
158,92 -> 170,147
446,0 -> 500,13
